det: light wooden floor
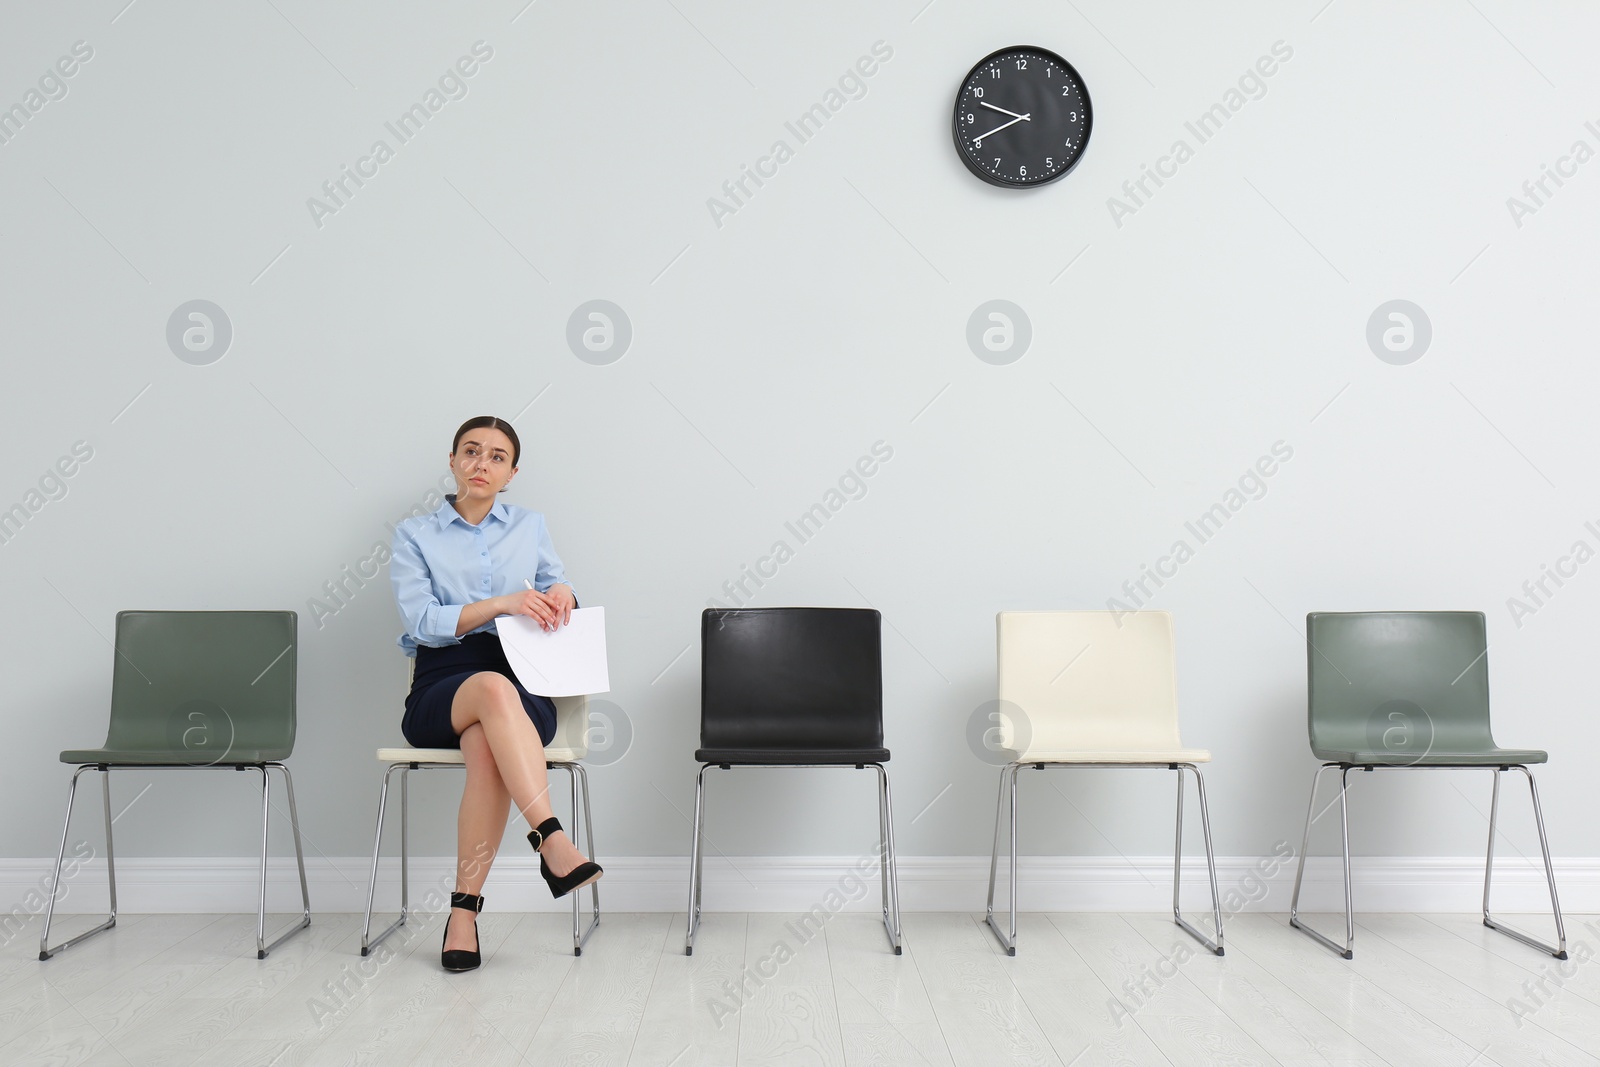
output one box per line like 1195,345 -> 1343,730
0,909 -> 1594,1066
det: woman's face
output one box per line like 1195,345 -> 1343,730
451,427 -> 517,503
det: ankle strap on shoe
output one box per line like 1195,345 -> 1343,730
527,816 -> 563,852
449,891 -> 484,913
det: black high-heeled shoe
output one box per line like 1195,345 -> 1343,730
528,817 -> 603,899
441,891 -> 483,972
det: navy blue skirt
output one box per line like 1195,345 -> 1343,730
403,631 -> 557,749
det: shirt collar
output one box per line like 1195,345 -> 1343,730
434,494 -> 510,531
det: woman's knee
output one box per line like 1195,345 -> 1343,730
456,672 -> 521,721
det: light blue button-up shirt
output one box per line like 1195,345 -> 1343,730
391,494 -> 574,657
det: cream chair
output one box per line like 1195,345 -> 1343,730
985,610 -> 1224,955
361,662 -> 599,956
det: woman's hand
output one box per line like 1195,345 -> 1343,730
501,584 -> 574,632
543,583 -> 576,628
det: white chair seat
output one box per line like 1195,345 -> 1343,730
377,747 -> 460,763
376,745 -> 584,764
1013,747 -> 1211,764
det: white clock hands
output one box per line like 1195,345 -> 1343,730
979,101 -> 1029,121
973,115 -> 1029,146
973,100 -> 1031,146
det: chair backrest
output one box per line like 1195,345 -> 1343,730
548,694 -> 590,758
402,656 -> 590,758
996,610 -> 1183,755
700,607 -> 883,753
105,610 -> 297,758
1305,610 -> 1497,760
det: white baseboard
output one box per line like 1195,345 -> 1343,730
2,854 -> 1597,920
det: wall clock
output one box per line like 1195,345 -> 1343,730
953,46 -> 1092,188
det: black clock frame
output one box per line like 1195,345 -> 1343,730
952,45 -> 1093,189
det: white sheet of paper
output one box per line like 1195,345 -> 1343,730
495,606 -> 611,697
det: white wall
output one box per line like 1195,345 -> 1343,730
2,0 -> 1597,893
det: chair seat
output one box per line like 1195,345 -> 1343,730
694,747 -> 890,765
1311,746 -> 1547,766
1012,747 -> 1212,764
61,747 -> 292,765
375,746 -> 584,764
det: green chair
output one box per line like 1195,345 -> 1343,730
1289,610 -> 1566,959
40,610 -> 311,960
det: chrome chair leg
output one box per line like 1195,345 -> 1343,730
1340,767 -> 1355,949
102,768 -> 117,926
258,763 -> 312,959
568,764 -> 581,954
1290,763 -> 1355,958
400,768 -> 410,925
1483,765 -> 1568,959
872,763 -> 902,954
983,764 -> 1007,948
979,764 -> 1004,915
361,763 -> 404,955
365,758 -> 603,958
39,766 -> 117,961
682,763 -> 899,956
684,764 -> 709,955
877,765 -> 891,927
1009,765 -> 1020,951
251,765 -> 312,959
1171,764 -> 1224,955
256,766 -> 270,957
984,763 -> 1020,955
572,761 -> 601,954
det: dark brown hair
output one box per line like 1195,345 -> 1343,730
452,416 -> 521,491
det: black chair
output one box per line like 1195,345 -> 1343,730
685,607 -> 902,955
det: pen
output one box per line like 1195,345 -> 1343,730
525,579 -> 541,631
526,579 -> 553,631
